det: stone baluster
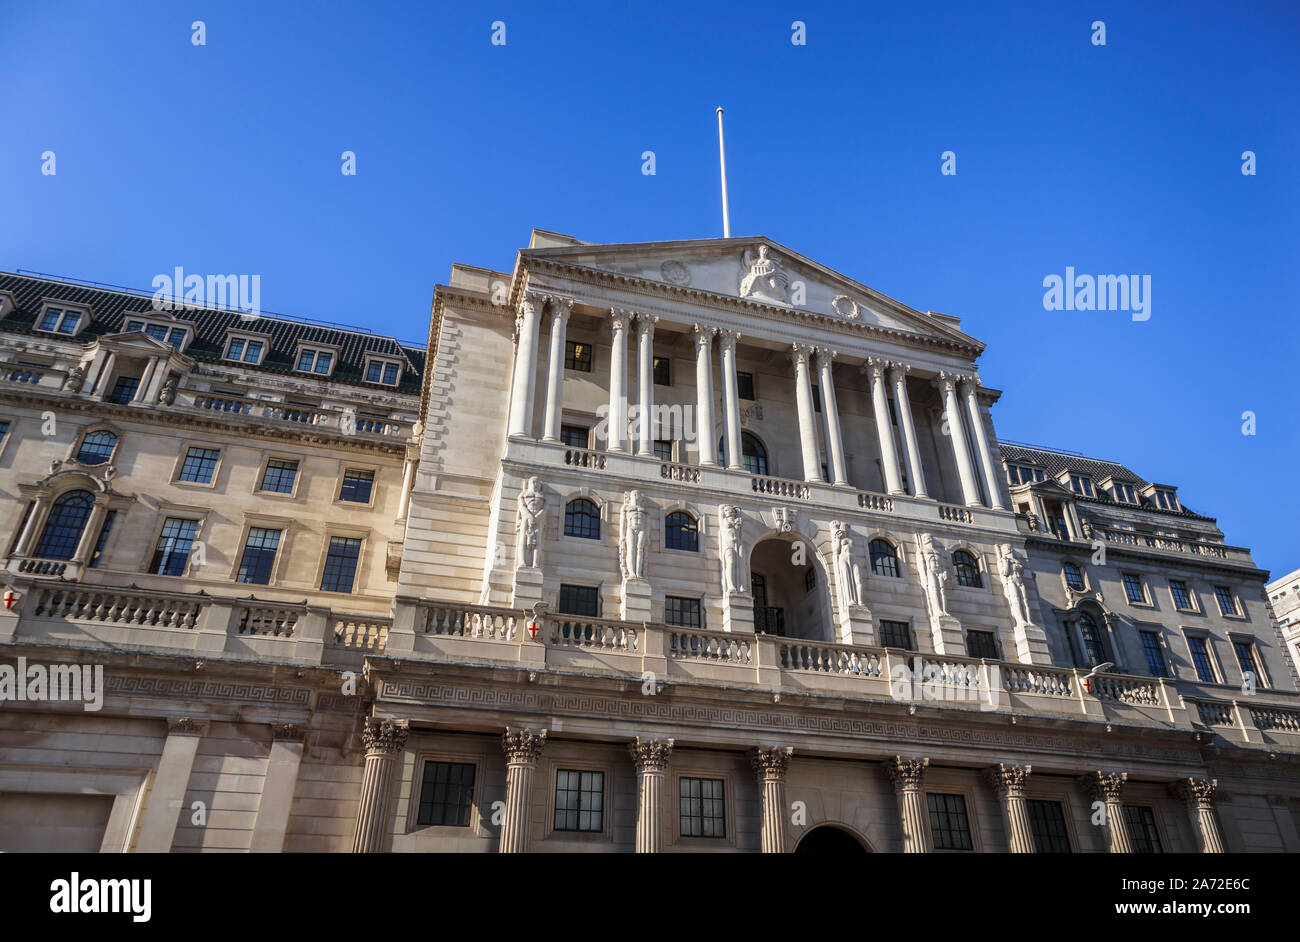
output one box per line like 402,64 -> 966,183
884,756 -> 930,852
629,736 -> 674,852
499,726 -> 547,853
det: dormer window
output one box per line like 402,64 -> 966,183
1110,482 -> 1137,504
36,305 -> 87,336
1007,465 -> 1045,486
225,336 -> 265,364
364,356 -> 402,386
1154,489 -> 1179,511
1068,474 -> 1094,498
124,316 -> 191,350
296,347 -> 335,376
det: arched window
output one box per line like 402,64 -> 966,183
1078,611 -> 1107,666
953,550 -> 982,587
563,498 -> 600,540
665,511 -> 698,552
35,490 -> 95,560
718,432 -> 769,476
77,430 -> 118,466
1062,561 -> 1085,591
869,539 -> 899,577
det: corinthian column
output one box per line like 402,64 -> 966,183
507,295 -> 543,439
607,310 -> 632,453
936,371 -> 981,507
351,718 -> 409,853
984,763 -> 1034,853
692,324 -> 718,466
816,350 -> 849,486
1081,771 -> 1132,853
864,358 -> 904,495
750,746 -> 794,853
500,726 -> 547,853
884,756 -> 930,852
889,363 -> 929,498
718,329 -> 744,471
791,344 -> 822,482
963,378 -> 1005,510
629,737 -> 674,852
635,314 -> 659,456
1170,778 -> 1224,853
541,296 -> 572,443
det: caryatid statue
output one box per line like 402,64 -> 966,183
718,504 -> 745,595
831,520 -> 864,609
917,533 -> 950,618
515,477 -> 546,569
998,543 -> 1033,626
619,490 -> 648,581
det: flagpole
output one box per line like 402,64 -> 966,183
716,106 -> 731,238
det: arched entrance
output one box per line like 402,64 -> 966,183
749,534 -> 833,641
795,826 -> 870,853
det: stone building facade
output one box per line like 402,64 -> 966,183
1266,567 -> 1300,680
0,233 -> 1297,854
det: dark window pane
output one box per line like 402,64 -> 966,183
1078,612 -> 1107,665
1233,640 -> 1257,681
260,459 -> 299,494
417,761 -> 476,827
321,536 -> 362,592
1140,631 -> 1167,678
878,620 -> 912,650
560,425 -> 588,448
869,539 -> 899,577
88,509 -> 116,569
1188,636 -> 1215,682
966,629 -> 999,660
77,431 -> 118,465
927,793 -> 973,850
564,498 -> 600,539
736,372 -> 754,400
665,596 -> 701,628
1214,586 -> 1236,616
1169,580 -> 1192,610
1026,799 -> 1071,853
554,769 -> 604,832
150,517 -> 198,576
1062,562 -> 1085,591
1123,806 -> 1163,854
653,439 -> 674,462
679,777 -> 725,838
665,511 -> 698,551
339,468 -> 375,503
652,356 -> 670,386
565,341 -> 592,372
1123,573 -> 1145,603
954,551 -> 982,587
35,490 -> 94,560
108,376 -> 139,404
178,447 -> 220,484
237,527 -> 281,584
558,584 -> 599,617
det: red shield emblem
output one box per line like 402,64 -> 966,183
3,590 -> 17,610
527,621 -> 539,639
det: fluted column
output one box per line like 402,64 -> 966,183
864,358 -> 904,495
984,763 -> 1034,852
889,363 -> 929,498
1170,778 -> 1224,853
1081,771 -> 1132,853
884,756 -> 930,852
541,296 -> 572,443
635,314 -> 659,456
91,351 -> 117,397
71,499 -> 109,563
815,350 -> 848,486
606,309 -> 632,453
718,329 -> 744,471
351,718 -> 409,853
629,737 -> 674,852
500,726 -> 547,853
692,325 -> 718,467
963,378 -> 1005,509
750,746 -> 794,853
936,371 -> 982,507
507,295 -> 543,438
791,344 -> 822,482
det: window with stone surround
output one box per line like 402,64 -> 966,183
1025,799 -> 1071,853
679,777 -> 725,838
416,760 -> 475,827
926,793 -> 973,850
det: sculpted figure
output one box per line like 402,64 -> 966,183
718,504 -> 745,594
831,520 -> 864,608
159,376 -> 177,405
739,245 -> 789,303
918,533 -> 950,618
619,490 -> 648,581
998,543 -> 1033,626
515,477 -> 546,569
62,365 -> 85,392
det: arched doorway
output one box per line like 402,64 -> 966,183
749,534 -> 832,641
795,826 -> 869,853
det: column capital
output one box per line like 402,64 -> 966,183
608,307 -> 635,332
887,362 -> 912,381
628,736 -> 674,773
166,716 -> 209,737
884,755 -> 929,791
749,745 -> 794,782
635,312 -> 659,334
716,327 -> 741,349
933,369 -> 973,392
502,726 -> 548,765
861,356 -> 895,378
519,292 -> 545,317
691,323 -> 717,349
1080,770 -> 1127,802
361,718 -> 409,757
1169,777 -> 1218,808
789,342 -> 815,368
983,763 -> 1032,797
545,295 -> 573,322
814,346 -> 838,367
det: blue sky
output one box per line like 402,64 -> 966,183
3,1 -> 1297,575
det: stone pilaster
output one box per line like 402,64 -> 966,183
500,726 -> 547,853
884,755 -> 930,853
351,718 -> 409,853
135,716 -> 209,852
750,746 -> 793,853
629,736 -> 674,852
1081,770 -> 1132,853
1170,777 -> 1224,853
984,763 -> 1034,853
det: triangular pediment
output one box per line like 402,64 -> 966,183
521,234 -> 982,349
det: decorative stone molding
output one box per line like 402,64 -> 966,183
660,260 -> 691,285
166,716 -> 208,737
628,736 -> 675,772
501,725 -> 547,765
749,745 -> 794,782
691,322 -> 716,350
983,763 -> 1032,797
361,718 -> 409,757
884,755 -> 929,791
830,295 -> 859,319
1081,770 -> 1127,802
608,307 -> 635,332
738,244 -> 790,304
1169,777 -> 1218,807
271,723 -> 307,742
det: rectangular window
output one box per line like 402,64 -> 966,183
1123,805 -> 1163,853
1214,586 -> 1237,616
236,527 -> 281,584
37,308 -> 83,334
1069,475 -> 1093,497
108,376 -> 139,405
259,459 -> 299,494
0,421 -> 9,444
365,360 -> 401,385
652,356 -> 670,386
226,338 -> 246,361
1140,630 -> 1167,678
679,777 -> 726,838
736,372 -> 755,400
339,468 -> 375,503
416,761 -> 475,827
1026,799 -> 1071,853
1114,483 -> 1137,504
965,629 -> 999,660
1232,640 -> 1259,683
88,510 -> 116,569
565,341 -> 592,372
59,312 -> 82,334
554,769 -> 604,832
1169,580 -> 1192,610
804,568 -> 816,593
178,447 -> 220,484
653,439 -> 673,462
320,536 -> 362,593
665,596 -> 701,628
39,309 -> 62,331
297,349 -> 332,374
242,340 -> 263,363
167,328 -> 187,349
560,425 -> 589,448
150,518 -> 199,576
558,584 -> 599,617
811,384 -> 822,413
1122,573 -> 1146,604
878,620 -> 913,650
926,793 -> 973,850
1187,636 -> 1216,683
145,324 -> 168,342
